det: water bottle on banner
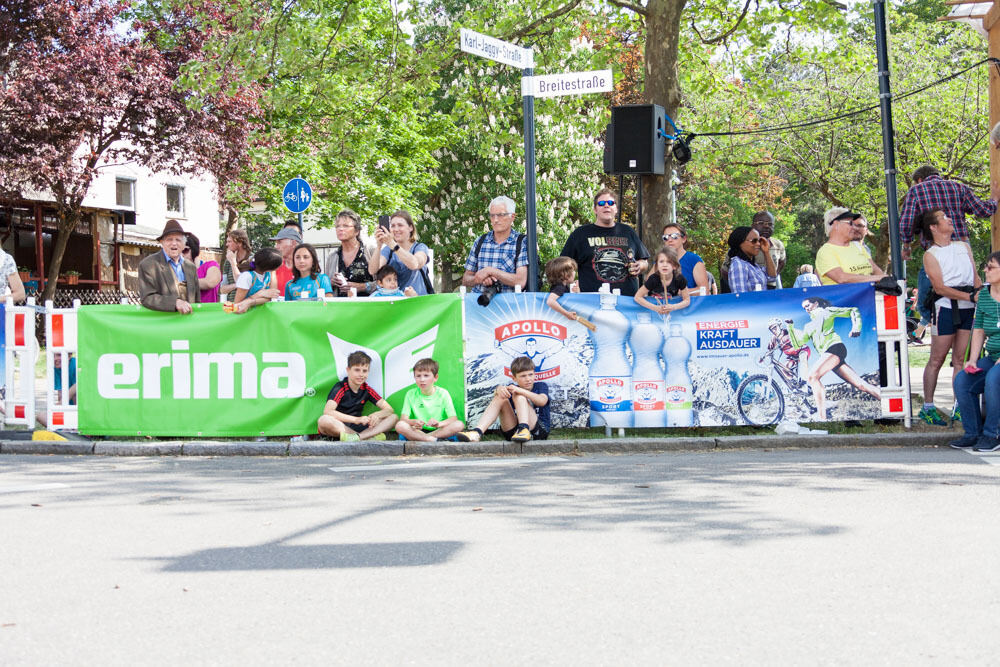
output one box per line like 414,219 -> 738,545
629,312 -> 665,427
663,322 -> 694,427
587,291 -> 633,427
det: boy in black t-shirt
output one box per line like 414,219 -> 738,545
318,350 -> 398,441
457,356 -> 550,444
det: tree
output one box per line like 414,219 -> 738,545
0,0 -> 261,302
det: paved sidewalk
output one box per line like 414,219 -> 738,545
0,430 -> 959,456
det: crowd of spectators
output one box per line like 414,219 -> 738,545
130,172 -> 1000,448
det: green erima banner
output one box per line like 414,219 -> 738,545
78,296 -> 465,436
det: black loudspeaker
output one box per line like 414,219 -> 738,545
609,104 -> 666,175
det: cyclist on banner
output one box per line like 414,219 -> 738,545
785,297 -> 881,419
762,317 -> 811,390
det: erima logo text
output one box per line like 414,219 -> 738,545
97,340 -> 305,399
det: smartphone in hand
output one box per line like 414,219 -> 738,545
378,215 -> 390,230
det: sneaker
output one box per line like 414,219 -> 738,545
456,429 -> 482,442
371,433 -> 386,441
918,406 -> 948,427
949,435 -> 979,449
511,427 -> 532,443
973,435 -> 1000,452
951,405 -> 961,424
339,432 -> 361,442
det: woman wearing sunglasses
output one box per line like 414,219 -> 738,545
726,226 -> 776,293
660,223 -> 709,295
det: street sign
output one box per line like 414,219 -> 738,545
282,178 -> 312,214
521,69 -> 613,98
460,28 -> 534,69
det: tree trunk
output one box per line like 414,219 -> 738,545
641,0 -> 686,254
41,212 -> 77,304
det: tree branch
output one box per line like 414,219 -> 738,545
509,0 -> 589,39
606,0 -> 648,18
696,0 -> 753,46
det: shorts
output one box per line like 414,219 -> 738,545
501,423 -> 549,441
347,421 -> 367,433
825,342 -> 848,370
933,305 -> 974,336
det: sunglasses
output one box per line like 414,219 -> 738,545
595,200 -> 616,207
662,233 -> 683,241
746,237 -> 763,244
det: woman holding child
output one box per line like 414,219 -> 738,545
219,228 -> 252,303
660,223 -> 709,295
369,210 -> 433,295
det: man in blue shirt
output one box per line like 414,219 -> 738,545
461,195 -> 528,294
138,219 -> 200,313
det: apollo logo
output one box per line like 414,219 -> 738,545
326,325 -> 438,398
97,340 -> 306,399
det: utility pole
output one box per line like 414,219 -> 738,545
940,1 -> 1000,250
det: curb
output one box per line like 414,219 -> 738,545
0,431 -> 960,457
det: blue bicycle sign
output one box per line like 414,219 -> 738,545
282,178 -> 312,214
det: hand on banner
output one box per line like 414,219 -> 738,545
234,300 -> 253,314
175,299 -> 193,314
569,281 -> 580,293
403,287 -> 417,297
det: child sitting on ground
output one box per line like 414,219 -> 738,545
370,265 -> 418,298
634,247 -> 690,315
317,350 -> 398,441
234,247 -> 282,313
457,355 -> 550,444
395,357 -> 464,441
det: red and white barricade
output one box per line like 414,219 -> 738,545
44,299 -> 80,431
4,296 -> 37,427
875,282 -> 911,426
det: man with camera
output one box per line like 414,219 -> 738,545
462,195 -> 528,300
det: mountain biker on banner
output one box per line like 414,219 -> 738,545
762,317 -> 811,390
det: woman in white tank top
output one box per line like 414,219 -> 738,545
920,208 -> 980,425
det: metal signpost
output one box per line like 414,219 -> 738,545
282,177 -> 313,230
460,29 -> 612,291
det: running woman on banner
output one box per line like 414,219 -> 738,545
785,296 -> 881,419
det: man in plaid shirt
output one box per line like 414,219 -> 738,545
899,164 -> 997,327
462,195 -> 528,294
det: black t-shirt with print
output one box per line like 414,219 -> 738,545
559,223 -> 650,296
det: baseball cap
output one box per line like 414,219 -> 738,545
823,207 -> 861,231
270,227 -> 303,243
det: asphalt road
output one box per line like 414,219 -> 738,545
2,447 -> 998,664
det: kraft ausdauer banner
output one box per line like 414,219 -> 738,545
464,283 -> 881,428
78,296 -> 464,436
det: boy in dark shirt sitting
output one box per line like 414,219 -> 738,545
318,350 -> 398,441
457,356 -> 550,444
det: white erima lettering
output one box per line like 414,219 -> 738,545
97,340 -> 305,399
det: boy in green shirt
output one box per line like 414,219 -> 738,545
396,358 -> 465,442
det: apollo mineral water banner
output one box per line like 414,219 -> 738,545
78,297 -> 464,436
464,284 -> 881,428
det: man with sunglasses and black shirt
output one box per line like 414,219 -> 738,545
559,188 -> 649,296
